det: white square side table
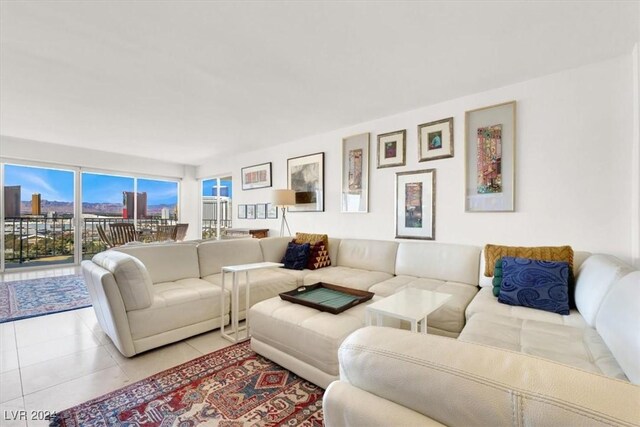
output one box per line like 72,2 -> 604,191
365,288 -> 452,334
220,261 -> 284,343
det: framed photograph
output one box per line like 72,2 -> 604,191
287,152 -> 324,212
465,101 -> 516,212
266,203 -> 278,219
238,204 -> 247,219
241,162 -> 272,190
246,204 -> 256,219
418,117 -> 454,162
341,133 -> 369,213
256,203 -> 267,219
395,169 -> 436,240
377,130 -> 406,168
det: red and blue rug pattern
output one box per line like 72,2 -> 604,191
0,274 -> 91,323
50,341 -> 324,426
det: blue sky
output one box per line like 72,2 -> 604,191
202,179 -> 233,197
5,165 -> 178,205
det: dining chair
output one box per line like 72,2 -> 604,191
96,225 -> 114,248
109,223 -> 138,246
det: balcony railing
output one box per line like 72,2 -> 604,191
201,219 -> 233,240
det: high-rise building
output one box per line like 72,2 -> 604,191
4,186 -> 21,218
122,191 -> 148,219
31,193 -> 42,215
161,207 -> 170,219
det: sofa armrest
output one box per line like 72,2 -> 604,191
323,381 -> 444,427
338,327 -> 640,427
82,260 -> 137,357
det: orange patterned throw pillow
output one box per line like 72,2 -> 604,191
484,244 -> 574,277
294,232 -> 329,251
307,242 -> 331,270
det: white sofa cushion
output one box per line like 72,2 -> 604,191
459,312 -> 626,380
596,271 -> 640,384
395,242 -> 480,286
127,277 -> 228,340
197,239 -> 264,277
337,327 -> 640,427
115,243 -> 200,284
466,287 -> 587,328
92,250 -> 154,311
574,254 -> 635,327
336,239 -> 397,275
369,276 -> 478,336
303,266 -> 393,291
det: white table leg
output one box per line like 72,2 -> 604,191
245,270 -> 250,340
422,316 -> 428,334
221,270 -> 227,339
410,319 -> 418,333
232,272 -> 240,342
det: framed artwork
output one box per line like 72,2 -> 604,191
246,204 -> 256,219
238,204 -> 247,219
241,162 -> 272,190
395,169 -> 436,240
256,203 -> 267,219
266,203 -> 278,219
418,117 -> 454,162
465,101 -> 516,212
341,133 -> 369,213
287,152 -> 324,212
377,130 -> 406,168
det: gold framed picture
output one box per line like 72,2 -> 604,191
418,117 -> 454,162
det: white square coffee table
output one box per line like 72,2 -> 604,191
365,288 -> 452,334
220,261 -> 284,343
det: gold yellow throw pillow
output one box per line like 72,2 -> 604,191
484,244 -> 574,277
294,232 -> 329,251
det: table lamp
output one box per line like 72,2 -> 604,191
272,189 -> 296,237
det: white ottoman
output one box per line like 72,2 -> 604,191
250,296 -> 382,388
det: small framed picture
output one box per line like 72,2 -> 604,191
267,203 -> 278,219
241,162 -> 272,190
238,204 -> 247,219
418,117 -> 454,162
395,169 -> 436,240
256,203 -> 267,219
246,204 -> 256,219
377,130 -> 406,168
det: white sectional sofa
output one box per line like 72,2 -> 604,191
82,235 -> 640,425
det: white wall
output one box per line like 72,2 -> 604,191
198,54 -> 636,262
633,42 -> 640,267
0,135 -> 201,239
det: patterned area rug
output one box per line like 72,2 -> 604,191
51,341 -> 324,426
0,274 -> 91,323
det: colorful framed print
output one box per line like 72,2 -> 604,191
287,152 -> 324,212
256,203 -> 267,219
266,203 -> 278,219
418,117 -> 454,162
395,169 -> 436,240
238,204 -> 247,219
377,130 -> 406,168
246,204 -> 256,219
341,133 -> 369,213
241,162 -> 272,190
465,101 -> 516,212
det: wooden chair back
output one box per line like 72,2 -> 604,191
96,225 -> 113,248
174,223 -> 189,241
155,225 -> 177,242
109,223 -> 138,246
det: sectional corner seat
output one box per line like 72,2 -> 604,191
82,236 -> 640,424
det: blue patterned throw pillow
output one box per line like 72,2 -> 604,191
498,257 -> 570,315
281,242 -> 311,270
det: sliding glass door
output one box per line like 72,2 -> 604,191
2,163 -> 76,269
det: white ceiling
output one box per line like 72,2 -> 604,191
1,1 -> 638,166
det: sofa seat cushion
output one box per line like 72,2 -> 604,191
203,269 -> 298,315
277,268 -> 312,286
369,276 -> 478,335
250,296 -> 376,376
127,278 -> 229,340
459,312 -> 627,380
303,266 -> 392,291
466,287 -> 587,328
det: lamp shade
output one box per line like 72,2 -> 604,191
272,189 -> 296,207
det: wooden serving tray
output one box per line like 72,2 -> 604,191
279,282 -> 374,315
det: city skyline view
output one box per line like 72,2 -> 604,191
4,164 -> 179,209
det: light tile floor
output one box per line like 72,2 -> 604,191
0,267 -> 234,427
